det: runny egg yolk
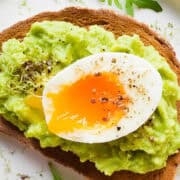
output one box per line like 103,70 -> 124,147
47,72 -> 130,133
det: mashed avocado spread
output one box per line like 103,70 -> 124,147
0,21 -> 180,175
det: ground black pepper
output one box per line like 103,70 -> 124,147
100,97 -> 109,103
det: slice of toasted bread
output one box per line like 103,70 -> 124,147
0,7 -> 179,180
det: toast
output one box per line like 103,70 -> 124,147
0,7 -> 179,180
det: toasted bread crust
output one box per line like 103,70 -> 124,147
0,7 -> 179,180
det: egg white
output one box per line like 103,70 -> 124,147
42,52 -> 162,143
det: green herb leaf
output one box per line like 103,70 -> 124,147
108,0 -> 112,5
133,0 -> 162,12
48,162 -> 62,180
126,0 -> 134,16
114,0 -> 122,9
98,0 -> 162,16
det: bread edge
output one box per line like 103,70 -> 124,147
0,7 -> 179,180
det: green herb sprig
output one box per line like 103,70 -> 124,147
48,162 -> 63,180
99,0 -> 162,16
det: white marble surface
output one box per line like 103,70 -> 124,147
0,0 -> 180,179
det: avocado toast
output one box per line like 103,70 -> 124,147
0,7 -> 180,180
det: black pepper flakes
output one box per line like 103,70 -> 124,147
116,101 -> 124,107
100,97 -> 109,103
128,78 -> 132,83
148,118 -> 152,123
46,60 -> 51,66
94,72 -> 102,77
17,174 -> 30,180
117,126 -> 121,131
102,117 -> 108,121
100,57 -> 104,61
111,58 -> 117,63
149,136 -> 155,142
117,95 -> 123,101
21,175 -> 29,180
90,98 -> 96,104
124,107 -> 129,112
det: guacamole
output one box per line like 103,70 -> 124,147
0,21 -> 180,175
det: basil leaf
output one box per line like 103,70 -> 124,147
48,162 -> 62,180
126,0 -> 134,16
114,0 -> 122,9
108,0 -> 112,5
98,0 -> 162,16
133,0 -> 162,12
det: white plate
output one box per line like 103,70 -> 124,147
0,0 -> 180,179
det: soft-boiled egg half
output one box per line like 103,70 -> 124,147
42,52 -> 162,143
